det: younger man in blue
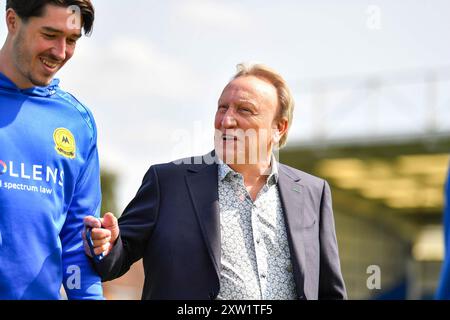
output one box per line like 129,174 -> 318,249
0,0 -> 103,299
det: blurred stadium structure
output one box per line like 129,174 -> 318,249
101,67 -> 450,300
282,66 -> 450,299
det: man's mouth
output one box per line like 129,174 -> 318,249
40,57 -> 59,70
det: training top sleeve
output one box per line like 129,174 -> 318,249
59,111 -> 103,300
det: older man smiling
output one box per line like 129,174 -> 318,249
84,63 -> 347,300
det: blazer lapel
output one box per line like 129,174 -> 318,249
185,161 -> 221,278
277,164 -> 307,298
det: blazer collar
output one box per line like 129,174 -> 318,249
277,164 -> 308,299
185,152 -> 221,279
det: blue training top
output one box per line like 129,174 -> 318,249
0,72 -> 103,299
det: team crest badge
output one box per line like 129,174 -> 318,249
53,128 -> 76,159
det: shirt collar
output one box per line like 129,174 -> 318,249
217,154 -> 279,185
0,72 -> 60,97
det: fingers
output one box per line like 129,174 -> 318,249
102,212 -> 118,229
101,212 -> 120,244
83,215 -> 101,229
82,228 -> 112,257
82,213 -> 119,259
88,227 -> 111,241
93,242 -> 110,256
91,234 -> 111,247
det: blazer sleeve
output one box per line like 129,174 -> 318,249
318,180 -> 347,299
93,166 -> 160,281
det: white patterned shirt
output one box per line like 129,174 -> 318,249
216,159 -> 297,300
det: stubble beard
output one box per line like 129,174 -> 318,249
12,29 -> 53,87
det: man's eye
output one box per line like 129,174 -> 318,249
67,38 -> 77,45
43,33 -> 56,39
239,108 -> 252,114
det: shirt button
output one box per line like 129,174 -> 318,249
261,273 -> 266,279
256,238 -> 261,244
286,264 -> 293,272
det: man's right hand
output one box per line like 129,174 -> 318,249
83,212 -> 120,258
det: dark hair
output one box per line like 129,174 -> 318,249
6,0 -> 94,35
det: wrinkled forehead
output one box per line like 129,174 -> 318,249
220,82 -> 253,100
219,76 -> 277,104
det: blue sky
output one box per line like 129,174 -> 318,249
1,0 -> 449,210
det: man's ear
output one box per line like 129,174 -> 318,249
6,8 -> 20,34
272,117 -> 288,144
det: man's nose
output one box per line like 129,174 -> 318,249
51,38 -> 67,61
221,109 -> 237,128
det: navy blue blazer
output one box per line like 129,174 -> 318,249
94,152 -> 347,300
